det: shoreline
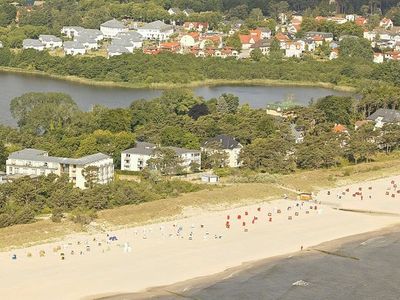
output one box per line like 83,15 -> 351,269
0,66 -> 357,92
96,223 -> 400,300
1,174 -> 400,299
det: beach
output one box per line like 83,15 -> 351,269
2,175 -> 400,300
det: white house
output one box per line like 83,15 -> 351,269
61,26 -> 84,38
107,45 -> 130,58
180,34 -> 197,47
74,35 -> 99,50
380,18 -> 393,30
373,52 -> 384,63
168,7 -> 181,15
39,35 -> 63,49
0,41 -> 3,48
63,41 -> 86,55
100,19 -> 128,38
285,41 -> 304,58
366,108 -> 400,128
121,142 -> 201,172
201,134 -> 243,168
137,20 -> 174,41
6,149 -> 114,189
112,31 -> 143,50
22,39 -> 45,51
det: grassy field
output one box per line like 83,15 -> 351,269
1,156 -> 400,250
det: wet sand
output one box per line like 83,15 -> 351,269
99,225 -> 400,300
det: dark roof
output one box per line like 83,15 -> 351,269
202,134 -> 241,149
367,108 -> 400,123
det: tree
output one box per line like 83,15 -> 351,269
0,143 -> 6,170
339,37 -> 373,61
225,33 -> 242,51
346,124 -> 377,164
379,124 -> 400,153
240,135 -> 295,173
250,48 -> 264,61
296,133 -> 343,169
217,93 -> 240,114
147,147 -> 183,175
10,92 -> 79,134
314,95 -> 355,125
82,165 -> 99,189
188,103 -> 210,120
201,141 -> 229,169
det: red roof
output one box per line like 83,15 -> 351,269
275,32 -> 290,42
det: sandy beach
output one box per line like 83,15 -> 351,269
2,175 -> 400,300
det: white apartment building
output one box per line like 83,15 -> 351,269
6,149 -> 114,189
100,19 -> 128,38
137,20 -> 174,41
121,142 -> 201,172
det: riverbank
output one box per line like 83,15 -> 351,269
0,66 -> 357,92
1,175 -> 400,299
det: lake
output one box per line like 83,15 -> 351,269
0,72 -> 352,126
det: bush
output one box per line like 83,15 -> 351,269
69,208 -> 97,225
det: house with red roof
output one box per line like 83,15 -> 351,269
380,18 -> 393,30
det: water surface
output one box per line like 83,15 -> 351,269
0,72 -> 352,126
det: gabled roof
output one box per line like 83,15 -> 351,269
101,19 -> 125,29
9,148 -> 111,165
63,41 -> 85,50
139,20 -> 173,32
39,35 -> 62,43
367,108 -> 400,123
202,134 -> 241,149
22,39 -> 43,47
107,45 -> 130,54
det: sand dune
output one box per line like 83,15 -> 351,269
1,176 -> 400,300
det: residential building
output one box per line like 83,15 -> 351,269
201,134 -> 243,168
107,45 -> 130,58
63,41 -> 86,55
137,20 -> 174,41
373,52 -> 384,63
380,18 -> 393,30
290,124 -> 305,144
367,108 -> 400,128
183,9 -> 194,16
100,19 -> 127,38
0,41 -> 3,48
168,7 -> 181,15
250,38 -> 272,55
121,142 -> 201,172
183,22 -> 208,32
258,27 -> 272,39
22,39 -> 44,51
38,35 -> 62,49
6,148 -> 114,189
61,26 -> 84,38
74,35 -> 99,50
304,32 -> 333,42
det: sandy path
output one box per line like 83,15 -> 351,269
1,176 -> 400,300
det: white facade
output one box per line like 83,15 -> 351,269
63,41 -> 86,55
61,26 -> 84,38
22,39 -> 44,51
39,35 -> 63,49
201,135 -> 243,168
121,142 -> 201,172
137,21 -> 174,41
6,149 -> 114,189
100,19 -> 128,38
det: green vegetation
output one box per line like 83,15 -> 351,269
1,85 -> 400,230
0,49 -> 399,89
